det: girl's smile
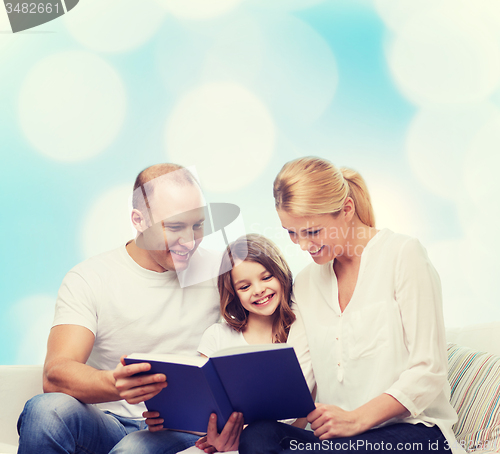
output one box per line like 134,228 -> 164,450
231,260 -> 282,318
252,293 -> 275,306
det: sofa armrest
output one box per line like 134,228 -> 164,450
0,365 -> 43,447
447,322 -> 500,357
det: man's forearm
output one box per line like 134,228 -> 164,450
44,359 -> 121,404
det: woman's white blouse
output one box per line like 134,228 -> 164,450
293,229 -> 462,452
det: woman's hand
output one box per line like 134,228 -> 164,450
195,412 -> 243,452
143,411 -> 166,432
309,395 -> 409,440
307,403 -> 363,440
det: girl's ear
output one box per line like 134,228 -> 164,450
131,209 -> 147,233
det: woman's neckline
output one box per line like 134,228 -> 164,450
332,228 -> 389,313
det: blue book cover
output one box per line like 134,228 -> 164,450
125,344 -> 315,433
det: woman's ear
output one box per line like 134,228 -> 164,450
131,209 -> 147,233
343,197 -> 355,223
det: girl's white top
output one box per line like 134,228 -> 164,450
198,308 -> 315,395
292,228 -> 464,453
198,309 -> 316,426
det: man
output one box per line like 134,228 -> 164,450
17,164 -> 225,453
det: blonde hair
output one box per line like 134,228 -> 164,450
218,234 -> 296,344
273,157 -> 375,227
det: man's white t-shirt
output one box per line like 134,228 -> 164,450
293,228 -> 464,453
52,244 -> 221,419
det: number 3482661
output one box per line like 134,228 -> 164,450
5,3 -> 60,13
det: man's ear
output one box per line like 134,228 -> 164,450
131,209 -> 147,233
343,197 -> 355,223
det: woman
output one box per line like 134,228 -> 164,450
239,157 -> 463,454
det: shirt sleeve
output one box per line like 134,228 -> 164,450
287,307 -> 316,395
52,270 -> 99,335
279,306 -> 317,426
385,237 -> 449,417
197,323 -> 223,357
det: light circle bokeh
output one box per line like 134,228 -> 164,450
255,14 -> 338,125
0,5 -> 14,53
367,177 -> 423,238
155,0 -> 243,20
463,117 -> 500,219
426,240 -> 477,327
82,185 -> 135,259
251,0 -> 327,12
165,83 -> 275,193
202,15 -> 265,86
459,0 -> 500,35
387,6 -> 500,106
64,0 -> 166,53
406,103 -> 500,201
374,0 -> 446,32
156,15 -> 265,98
19,51 -> 127,162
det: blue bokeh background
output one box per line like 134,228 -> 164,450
1,0 -> 499,365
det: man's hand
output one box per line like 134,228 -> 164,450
113,356 -> 167,405
307,403 -> 362,440
195,412 -> 243,453
143,411 -> 166,432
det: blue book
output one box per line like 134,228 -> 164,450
125,344 -> 315,433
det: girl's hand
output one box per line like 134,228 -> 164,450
307,403 -> 363,440
195,436 -> 217,453
143,410 -> 166,432
200,412 -> 243,452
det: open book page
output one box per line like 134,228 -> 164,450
126,353 -> 207,367
210,346 -> 315,424
128,343 -> 290,364
211,342 -> 291,358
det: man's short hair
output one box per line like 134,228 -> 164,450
132,164 -> 200,222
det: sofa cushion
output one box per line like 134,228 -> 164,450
447,343 -> 500,453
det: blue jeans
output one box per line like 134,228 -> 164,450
239,421 -> 449,454
109,430 -> 199,454
17,393 -> 199,454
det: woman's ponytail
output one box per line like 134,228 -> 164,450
340,167 -> 375,228
274,157 -> 375,228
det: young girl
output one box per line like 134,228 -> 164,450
144,234 -> 315,453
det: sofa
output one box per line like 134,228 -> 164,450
1,322 -> 499,454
